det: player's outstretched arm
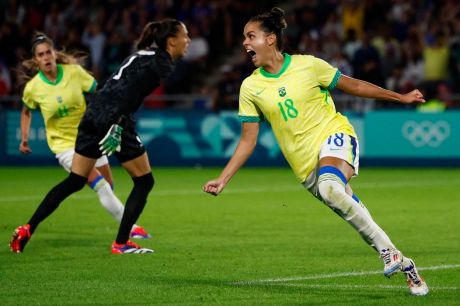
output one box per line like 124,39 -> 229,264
19,106 -> 32,154
336,74 -> 425,104
203,122 -> 259,196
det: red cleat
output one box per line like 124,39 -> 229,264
129,226 -> 152,239
10,224 -> 31,253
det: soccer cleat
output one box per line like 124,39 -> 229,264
380,248 -> 402,277
401,258 -> 429,296
111,240 -> 154,254
129,226 -> 151,239
9,224 -> 31,253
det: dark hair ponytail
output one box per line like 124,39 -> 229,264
249,7 -> 287,50
136,19 -> 182,51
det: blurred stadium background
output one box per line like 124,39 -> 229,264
1,0 -> 459,167
1,2 -> 460,305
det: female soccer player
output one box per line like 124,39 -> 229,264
203,8 -> 428,296
10,21 -> 189,254
15,33 -> 150,243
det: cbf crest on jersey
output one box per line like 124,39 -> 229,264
278,87 -> 286,97
56,95 -> 68,117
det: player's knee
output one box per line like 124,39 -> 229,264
317,166 -> 349,213
132,172 -> 154,193
66,172 -> 88,193
318,179 -> 344,205
89,175 -> 106,191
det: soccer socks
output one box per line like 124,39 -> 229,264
90,175 -> 124,222
350,193 -> 371,219
317,166 -> 395,252
115,173 -> 154,244
28,172 -> 87,234
90,175 -> 142,231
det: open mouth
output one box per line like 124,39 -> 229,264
247,50 -> 256,60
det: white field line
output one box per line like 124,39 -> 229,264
2,179 -> 460,203
230,264 -> 460,286
265,283 -> 460,291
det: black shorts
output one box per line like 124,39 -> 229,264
75,114 -> 146,163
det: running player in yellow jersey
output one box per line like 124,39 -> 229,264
11,33 -> 150,252
203,8 -> 428,296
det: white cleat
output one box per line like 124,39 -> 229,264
401,258 -> 429,296
380,248 -> 402,278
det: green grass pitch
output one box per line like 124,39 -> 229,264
1,166 -> 459,305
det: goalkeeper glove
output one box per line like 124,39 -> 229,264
99,123 -> 123,156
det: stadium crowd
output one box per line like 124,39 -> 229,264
0,0 -> 459,111
0,0 -> 275,104
213,0 -> 460,111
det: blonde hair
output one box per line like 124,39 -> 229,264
17,32 -> 88,86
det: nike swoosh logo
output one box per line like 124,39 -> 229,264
256,88 -> 267,95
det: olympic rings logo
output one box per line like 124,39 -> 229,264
402,120 -> 450,147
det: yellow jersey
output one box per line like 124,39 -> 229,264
22,64 -> 97,154
239,54 -> 356,182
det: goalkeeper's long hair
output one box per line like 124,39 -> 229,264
17,32 -> 88,88
136,19 -> 182,51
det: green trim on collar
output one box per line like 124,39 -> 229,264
327,70 -> 341,90
260,53 -> 291,78
239,115 -> 263,123
39,64 -> 63,85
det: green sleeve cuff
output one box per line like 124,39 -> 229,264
239,115 -> 263,123
21,99 -> 34,110
88,80 -> 97,93
327,70 -> 341,90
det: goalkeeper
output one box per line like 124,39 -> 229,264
10,19 -> 191,254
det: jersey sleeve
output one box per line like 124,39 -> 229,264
312,56 -> 341,90
238,81 -> 264,122
22,82 -> 37,110
75,65 -> 97,93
